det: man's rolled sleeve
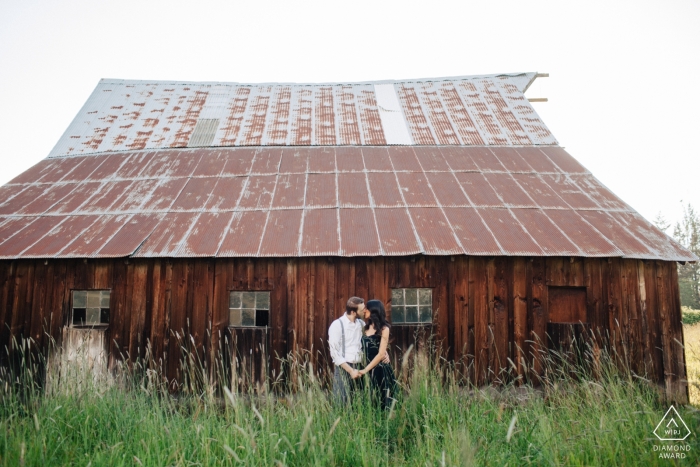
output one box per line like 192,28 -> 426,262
328,319 -> 347,367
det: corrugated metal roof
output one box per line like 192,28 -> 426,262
0,146 -> 695,261
46,73 -> 557,158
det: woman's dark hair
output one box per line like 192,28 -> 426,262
364,299 -> 390,332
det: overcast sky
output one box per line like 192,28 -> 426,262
1,0 -> 698,229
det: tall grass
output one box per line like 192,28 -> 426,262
0,328 -> 699,466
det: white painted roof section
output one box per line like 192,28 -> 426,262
374,84 -> 413,145
47,72 -> 556,158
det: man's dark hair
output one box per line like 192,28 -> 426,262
346,296 -> 364,314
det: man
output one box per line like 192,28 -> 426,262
328,297 -> 366,404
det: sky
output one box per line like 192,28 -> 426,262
0,0 -> 698,230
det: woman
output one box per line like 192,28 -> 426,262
357,299 -> 399,410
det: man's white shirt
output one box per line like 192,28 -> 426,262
328,313 -> 365,366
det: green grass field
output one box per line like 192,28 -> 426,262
1,334 -> 699,466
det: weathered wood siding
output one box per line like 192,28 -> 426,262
0,256 -> 688,401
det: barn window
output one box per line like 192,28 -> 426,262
71,290 -> 110,327
390,288 -> 432,324
229,292 -> 270,327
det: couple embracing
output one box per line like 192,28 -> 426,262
328,297 -> 398,409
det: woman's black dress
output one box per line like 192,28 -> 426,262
361,333 -> 399,410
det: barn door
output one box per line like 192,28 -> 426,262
227,291 -> 271,391
547,287 -> 588,354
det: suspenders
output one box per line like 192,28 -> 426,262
340,319 -> 345,358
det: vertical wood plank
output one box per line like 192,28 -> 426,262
512,257 -> 527,380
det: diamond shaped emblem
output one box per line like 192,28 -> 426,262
654,406 -> 691,441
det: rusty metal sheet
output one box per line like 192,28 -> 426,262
86,153 -> 132,180
612,211 -> 696,261
237,175 -> 277,210
0,184 -> 29,207
439,147 -> 480,172
510,209 -> 580,255
218,211 -> 267,256
375,208 -> 421,255
425,173 -> 471,207
338,172 -> 370,208
272,173 -> 306,209
76,181 -> 135,213
511,174 -> 568,208
114,151 -> 155,178
540,147 -> 588,174
58,214 -> 132,257
539,174 -> 599,209
162,151 -> 204,178
109,179 -> 161,211
397,173 -> 438,207
478,208 -> 544,255
0,185 -> 52,215
259,210 -> 302,256
542,209 -> 622,256
576,210 -> 656,258
0,216 -> 68,258
22,215 -> 100,257
171,177 -> 218,211
37,158 -> 89,184
413,147 -> 450,171
307,147 -> 336,173
46,182 -> 104,214
250,148 -> 282,175
98,213 -> 163,257
387,146 -> 421,172
489,147 -> 534,173
205,177 -> 246,211
467,147 -> 506,172
335,147 -> 364,172
454,172 -> 502,207
0,216 -> 39,245
60,156 -> 108,182
570,175 -> 629,210
177,212 -> 234,256
220,148 -> 256,176
514,147 -> 562,173
300,209 -> 340,255
305,173 -> 337,208
483,173 -> 537,207
338,208 -> 381,255
362,147 -> 393,172
396,84 -> 435,145
279,147 -> 309,174
133,212 -> 199,257
408,207 -> 462,255
367,173 -> 403,207
17,183 -> 77,215
192,150 -> 226,177
442,207 -> 502,255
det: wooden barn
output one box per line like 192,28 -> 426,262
0,73 -> 696,401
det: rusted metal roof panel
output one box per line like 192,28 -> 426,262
21,215 -> 100,258
300,209 -> 340,256
0,146 -> 695,261
478,208 -> 544,256
375,208 -> 421,255
339,208 -> 381,256
409,207 -> 462,255
0,216 -> 68,258
259,210 -> 302,256
133,212 -> 199,257
543,209 -> 622,257
218,211 -> 267,257
338,173 -> 370,208
443,207 -> 503,255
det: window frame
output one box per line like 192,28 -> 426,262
69,289 -> 111,329
228,291 -> 271,328
390,287 -> 433,325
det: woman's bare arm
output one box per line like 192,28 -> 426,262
360,327 -> 391,375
